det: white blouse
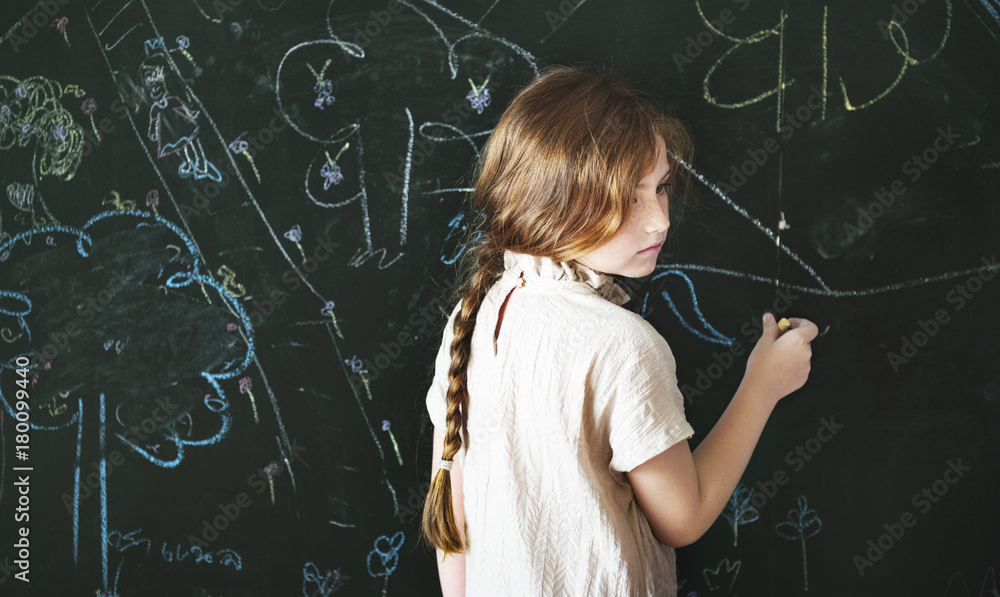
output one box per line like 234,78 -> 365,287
426,249 -> 695,596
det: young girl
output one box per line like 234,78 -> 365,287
421,65 -> 817,597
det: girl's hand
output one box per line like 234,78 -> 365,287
743,313 -> 818,405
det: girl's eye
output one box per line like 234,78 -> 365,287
635,183 -> 671,203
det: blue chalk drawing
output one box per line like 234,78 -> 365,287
106,528 -> 241,595
100,393 -> 109,588
144,36 -> 166,55
775,495 -> 823,591
0,290 -> 30,342
367,531 -> 404,597
967,0 -> 1000,44
644,269 -> 734,345
0,210 -> 255,595
440,210 -> 484,265
161,543 -> 242,570
722,482 -> 759,546
302,562 -> 343,597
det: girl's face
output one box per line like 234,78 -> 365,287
577,135 -> 671,279
141,66 -> 166,100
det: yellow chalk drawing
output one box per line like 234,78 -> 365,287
240,146 -> 261,182
217,264 -> 246,298
102,190 -> 136,211
239,376 -> 259,424
306,59 -> 332,83
358,371 -> 373,401
839,0 -> 951,111
839,22 -> 909,111
81,98 -> 100,140
191,0 -> 222,23
175,36 -> 199,70
887,0 -> 952,67
325,142 -> 350,168
382,420 -> 403,466
697,0 -> 795,133
1,75 -> 86,180
40,396 -> 68,417
14,209 -> 46,228
196,280 -> 213,304
697,0 -> 951,125
229,134 -> 261,182
63,84 -> 86,98
468,75 -> 490,97
322,301 -> 344,339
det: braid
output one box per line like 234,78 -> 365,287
421,236 -> 505,555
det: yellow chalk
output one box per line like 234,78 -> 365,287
777,318 -> 791,334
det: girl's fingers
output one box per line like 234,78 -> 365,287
786,318 -> 819,341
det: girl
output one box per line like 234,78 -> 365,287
139,54 -> 222,182
421,65 -> 817,596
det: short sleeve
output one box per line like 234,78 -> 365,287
601,320 -> 695,472
425,302 -> 462,429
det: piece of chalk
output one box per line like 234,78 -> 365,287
777,318 -> 791,333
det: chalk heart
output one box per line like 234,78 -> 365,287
302,562 -> 339,597
367,532 -> 404,577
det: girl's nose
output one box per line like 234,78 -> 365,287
643,197 -> 670,233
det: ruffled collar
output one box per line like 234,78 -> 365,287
501,249 -> 631,306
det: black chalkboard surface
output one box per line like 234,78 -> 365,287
0,0 -> 997,595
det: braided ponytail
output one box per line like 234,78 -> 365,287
421,235 -> 504,555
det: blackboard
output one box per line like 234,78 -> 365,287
0,0 -> 997,595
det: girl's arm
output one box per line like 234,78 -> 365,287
628,314 -> 818,548
432,425 -> 466,596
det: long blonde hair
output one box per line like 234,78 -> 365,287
421,64 -> 693,555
